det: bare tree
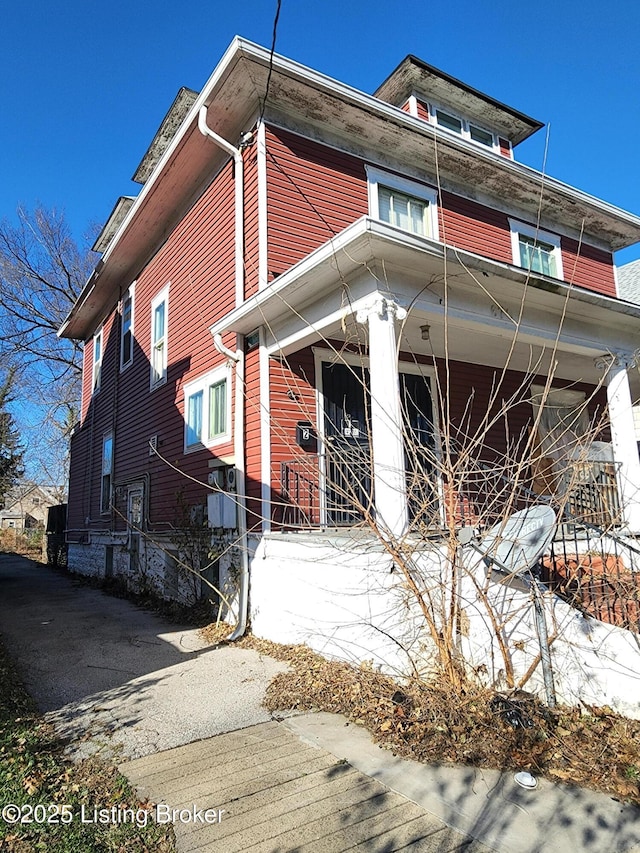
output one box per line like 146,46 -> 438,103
0,206 -> 99,483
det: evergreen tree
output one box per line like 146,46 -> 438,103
0,369 -> 24,508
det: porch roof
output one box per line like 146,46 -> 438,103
210,215 -> 640,340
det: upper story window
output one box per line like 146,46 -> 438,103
150,285 -> 169,389
120,283 -> 135,371
435,108 -> 463,134
367,167 -> 439,240
184,366 -> 231,452
92,327 -> 103,393
509,219 -> 564,280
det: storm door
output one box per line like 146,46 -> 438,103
322,362 -> 372,525
127,487 -> 143,575
400,372 -> 438,525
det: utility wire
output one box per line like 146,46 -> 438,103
258,0 -> 282,125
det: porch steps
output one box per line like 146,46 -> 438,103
120,719 -> 490,852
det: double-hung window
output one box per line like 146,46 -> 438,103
92,327 -> 103,393
184,367 -> 231,452
101,431 -> 113,513
509,219 -> 563,280
150,285 -> 169,388
120,284 -> 135,370
367,167 -> 438,240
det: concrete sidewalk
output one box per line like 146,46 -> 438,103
119,713 -> 640,853
121,719 -> 493,852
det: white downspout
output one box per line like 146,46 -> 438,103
213,333 -> 248,640
200,103 -> 247,640
198,106 -> 244,309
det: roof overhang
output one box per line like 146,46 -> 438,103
374,55 -> 543,145
60,37 -> 640,341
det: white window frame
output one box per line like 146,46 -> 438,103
508,219 -> 564,280
92,327 -> 103,393
101,431 -> 114,514
366,167 -> 439,241
429,102 -> 501,153
150,284 -> 169,389
120,282 -> 135,372
183,365 -> 232,453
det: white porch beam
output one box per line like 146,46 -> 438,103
596,354 -> 640,532
356,296 -> 408,538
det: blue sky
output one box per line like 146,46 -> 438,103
2,0 -> 640,264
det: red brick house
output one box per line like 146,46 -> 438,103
60,40 -> 640,696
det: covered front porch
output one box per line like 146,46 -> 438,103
210,217 -> 640,538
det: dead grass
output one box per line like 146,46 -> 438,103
199,627 -> 640,805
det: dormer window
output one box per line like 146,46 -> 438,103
367,167 -> 438,240
469,125 -> 494,147
430,103 -> 500,153
435,109 -> 462,134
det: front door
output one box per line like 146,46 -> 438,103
321,362 -> 437,527
322,362 -> 372,525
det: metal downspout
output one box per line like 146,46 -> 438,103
213,334 -> 248,641
198,106 -> 244,309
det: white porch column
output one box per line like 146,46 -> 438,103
357,296 -> 408,538
596,354 -> 640,532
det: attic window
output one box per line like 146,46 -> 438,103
469,124 -> 493,147
435,109 -> 462,133
431,105 -> 499,153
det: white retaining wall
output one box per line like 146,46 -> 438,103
249,532 -> 640,718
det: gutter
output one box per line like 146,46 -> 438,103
213,333 -> 248,641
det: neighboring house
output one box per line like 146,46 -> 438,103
60,39 -> 640,712
0,484 -> 61,530
617,259 -> 640,451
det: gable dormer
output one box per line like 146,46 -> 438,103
375,55 -> 543,160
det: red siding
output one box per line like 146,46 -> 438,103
498,138 -> 512,159
244,345 -> 262,531
243,144 -> 261,300
69,161 -> 240,532
266,126 -> 368,277
416,99 -> 430,121
440,191 -> 513,263
269,348 -> 318,526
561,238 -> 616,296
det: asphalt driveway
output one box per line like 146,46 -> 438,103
0,553 -> 286,761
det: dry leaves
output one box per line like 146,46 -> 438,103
233,632 -> 640,805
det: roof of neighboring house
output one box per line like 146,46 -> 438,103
618,259 -> 640,304
2,483 -> 61,511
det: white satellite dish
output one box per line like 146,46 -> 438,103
476,505 -> 556,576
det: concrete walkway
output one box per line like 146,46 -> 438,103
1,554 -> 640,852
